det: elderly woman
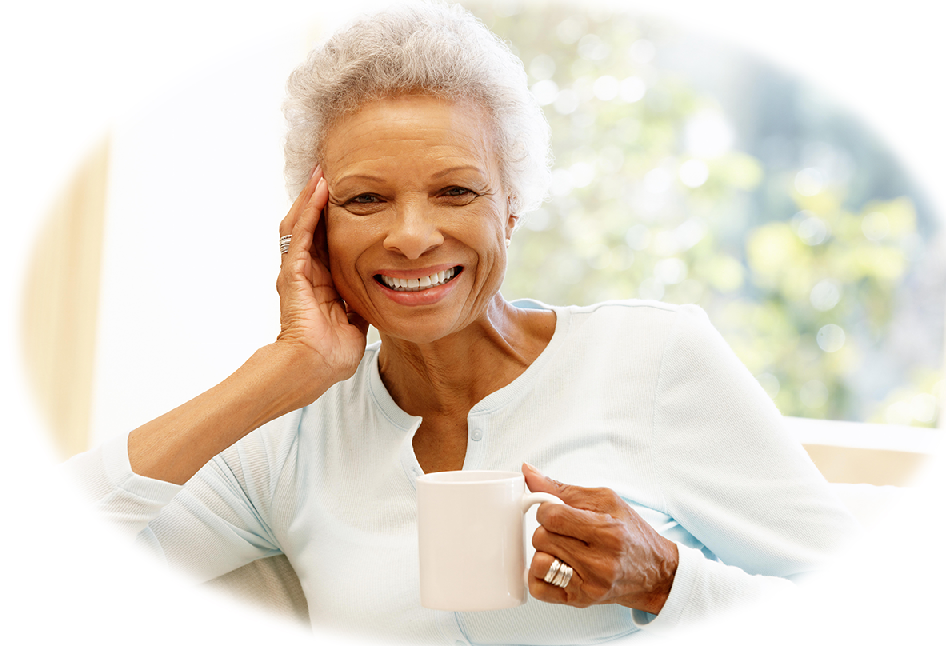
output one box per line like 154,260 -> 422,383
65,2 -> 857,644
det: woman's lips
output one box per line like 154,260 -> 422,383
372,265 -> 464,305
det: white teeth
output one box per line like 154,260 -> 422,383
380,267 -> 457,292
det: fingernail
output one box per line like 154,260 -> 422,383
523,462 -> 537,473
310,164 -> 321,180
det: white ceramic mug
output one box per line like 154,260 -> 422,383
416,470 -> 561,611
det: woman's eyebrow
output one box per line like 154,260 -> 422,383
430,165 -> 487,180
332,173 -> 386,187
333,166 -> 488,187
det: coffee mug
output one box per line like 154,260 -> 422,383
416,470 -> 562,611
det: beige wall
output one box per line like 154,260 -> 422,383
803,444 -> 927,487
21,138 -> 109,460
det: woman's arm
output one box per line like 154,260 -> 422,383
59,166 -> 367,579
127,342 -> 335,485
523,305 -> 859,629
651,306 -> 859,576
127,166 -> 367,485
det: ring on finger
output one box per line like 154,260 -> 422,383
543,559 -> 562,584
557,564 -> 573,588
280,234 -> 292,254
552,565 -> 567,587
543,559 -> 573,589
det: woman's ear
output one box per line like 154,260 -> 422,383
505,195 -> 520,233
505,216 -> 519,245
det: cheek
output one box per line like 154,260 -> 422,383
325,217 -> 356,285
325,231 -> 345,274
325,207 -> 355,259
324,212 -> 381,306
326,246 -> 362,308
477,210 -> 511,265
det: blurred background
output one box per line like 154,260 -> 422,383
474,2 -> 945,428
14,0 -> 944,481
3,0 -> 945,643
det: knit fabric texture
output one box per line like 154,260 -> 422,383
64,300 -> 858,644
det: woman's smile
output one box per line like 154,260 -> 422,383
372,265 -> 465,306
375,266 -> 462,293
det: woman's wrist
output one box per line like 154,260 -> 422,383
617,538 -> 679,616
248,340 -> 350,420
638,539 -> 679,615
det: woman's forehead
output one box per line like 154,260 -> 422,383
322,95 -> 499,180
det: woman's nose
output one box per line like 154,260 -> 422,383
383,200 -> 444,259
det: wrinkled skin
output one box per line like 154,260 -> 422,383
524,465 -> 679,615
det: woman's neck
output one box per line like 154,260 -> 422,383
376,296 -> 555,419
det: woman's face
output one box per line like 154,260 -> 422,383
321,94 -> 516,344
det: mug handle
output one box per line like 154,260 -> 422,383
521,492 -> 563,590
521,492 -> 562,513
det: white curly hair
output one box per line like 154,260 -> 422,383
282,1 -> 552,222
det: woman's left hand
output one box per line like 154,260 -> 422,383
522,464 -> 679,616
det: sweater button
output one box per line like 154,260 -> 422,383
471,428 -> 483,441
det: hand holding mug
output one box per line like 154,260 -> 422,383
523,464 -> 680,616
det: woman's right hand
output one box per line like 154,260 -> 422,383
275,166 -> 369,400
128,167 -> 367,484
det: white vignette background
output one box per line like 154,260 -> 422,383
2,1 -> 944,644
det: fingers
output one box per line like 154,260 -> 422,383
275,169 -> 331,303
280,165 -> 325,239
531,522 -> 630,610
523,467 -> 596,529
524,468 -> 679,612
522,463 -> 559,496
346,303 -> 370,337
528,551 -> 586,607
525,465 -> 627,519
310,203 -> 331,270
532,521 -> 591,574
537,502 -> 626,546
284,173 -> 330,267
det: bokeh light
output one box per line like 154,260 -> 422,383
481,0 -> 943,426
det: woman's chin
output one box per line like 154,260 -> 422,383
361,277 -> 503,346
375,320 -> 462,346
370,304 -> 483,347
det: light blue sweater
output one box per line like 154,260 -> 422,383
65,300 -> 858,644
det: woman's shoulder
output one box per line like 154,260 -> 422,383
520,297 -> 702,317
567,298 -> 701,316
508,299 -> 717,377
542,298 -> 712,339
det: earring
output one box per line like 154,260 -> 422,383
505,238 -> 511,248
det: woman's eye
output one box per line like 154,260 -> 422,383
350,194 -> 381,204
442,187 -> 476,198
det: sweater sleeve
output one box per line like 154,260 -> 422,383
60,410 -> 302,581
638,305 -> 860,632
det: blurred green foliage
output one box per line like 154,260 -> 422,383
467,0 -> 942,426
